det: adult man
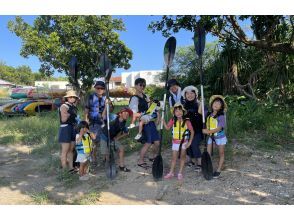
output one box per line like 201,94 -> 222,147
84,80 -> 107,167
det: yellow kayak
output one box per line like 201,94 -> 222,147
23,101 -> 53,116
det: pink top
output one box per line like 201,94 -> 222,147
167,118 -> 194,144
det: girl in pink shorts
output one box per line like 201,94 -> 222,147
162,103 -> 194,180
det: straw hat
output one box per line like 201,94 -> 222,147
64,90 -> 79,99
209,95 -> 227,112
181,85 -> 199,97
172,102 -> 187,115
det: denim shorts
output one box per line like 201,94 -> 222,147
58,124 -> 76,143
207,136 -> 227,146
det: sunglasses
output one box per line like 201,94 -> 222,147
138,83 -> 146,88
68,96 -> 77,99
95,87 -> 105,90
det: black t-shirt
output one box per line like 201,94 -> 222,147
102,117 -> 127,140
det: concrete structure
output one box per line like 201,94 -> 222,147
121,70 -> 164,88
0,79 -> 14,88
109,76 -> 122,89
35,81 -> 70,89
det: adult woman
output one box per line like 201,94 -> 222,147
181,86 -> 204,171
58,90 -> 79,172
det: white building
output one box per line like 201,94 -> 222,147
121,70 -> 164,88
35,81 -> 71,89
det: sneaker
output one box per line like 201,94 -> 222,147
79,175 -> 89,181
177,173 -> 183,181
213,171 -> 221,178
195,165 -> 202,172
134,133 -> 142,140
164,172 -> 174,179
128,124 -> 136,129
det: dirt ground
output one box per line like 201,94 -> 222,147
0,142 -> 293,205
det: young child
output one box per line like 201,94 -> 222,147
134,99 -> 161,140
75,121 -> 96,181
202,95 -> 228,179
163,103 -> 194,181
100,107 -> 133,172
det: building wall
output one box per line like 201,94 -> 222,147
34,81 -> 70,89
121,70 -> 164,88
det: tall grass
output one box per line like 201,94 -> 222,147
226,98 -> 294,151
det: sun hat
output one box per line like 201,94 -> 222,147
64,90 -> 79,99
172,102 -> 187,115
117,107 -> 133,117
181,85 -> 199,97
209,95 -> 227,112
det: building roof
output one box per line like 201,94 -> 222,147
110,76 -> 122,83
0,79 -> 13,85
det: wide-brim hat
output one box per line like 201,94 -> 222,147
181,85 -> 199,97
117,107 -> 133,117
172,102 -> 187,115
209,95 -> 227,112
64,90 -> 79,99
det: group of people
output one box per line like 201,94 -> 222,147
57,77 -> 228,181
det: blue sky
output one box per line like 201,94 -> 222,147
0,15 -> 217,77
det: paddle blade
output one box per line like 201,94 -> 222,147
152,155 -> 163,180
106,160 -> 117,180
164,36 -> 177,67
201,151 -> 213,180
193,26 -> 206,56
99,54 -> 112,82
69,56 -> 78,82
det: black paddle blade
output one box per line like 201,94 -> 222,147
106,160 -> 117,180
69,56 -> 78,82
164,36 -> 177,68
152,155 -> 163,181
201,151 -> 213,180
193,26 -> 206,57
99,54 -> 112,82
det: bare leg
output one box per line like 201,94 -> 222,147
138,120 -> 144,134
217,145 -> 225,172
79,162 -> 85,176
207,143 -> 213,156
179,149 -> 186,174
138,143 -> 151,164
169,150 -> 178,174
66,141 -> 75,170
60,143 -> 70,169
118,147 -> 125,167
91,141 -> 99,165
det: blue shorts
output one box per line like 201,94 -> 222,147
207,136 -> 227,146
89,123 -> 102,143
143,121 -> 160,144
58,124 -> 76,143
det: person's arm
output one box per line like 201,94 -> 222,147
60,104 -> 70,123
76,134 -> 82,144
89,132 -> 96,140
185,121 -> 194,148
114,132 -> 128,141
163,118 -> 173,130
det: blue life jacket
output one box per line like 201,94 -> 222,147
88,93 -> 106,124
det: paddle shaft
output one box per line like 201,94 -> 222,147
159,66 -> 169,155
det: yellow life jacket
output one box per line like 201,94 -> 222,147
145,102 -> 157,115
81,133 -> 92,154
206,115 -> 223,137
172,119 -> 188,140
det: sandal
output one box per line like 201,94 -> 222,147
148,157 -> 156,162
187,161 -> 195,167
137,163 -> 149,169
119,166 -> 131,172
